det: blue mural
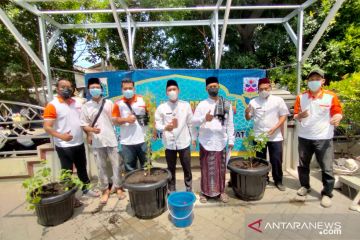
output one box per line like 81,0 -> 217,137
85,69 -> 265,154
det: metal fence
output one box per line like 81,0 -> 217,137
0,100 -> 51,157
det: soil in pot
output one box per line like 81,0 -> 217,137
229,157 -> 267,169
125,168 -> 169,184
36,182 -> 67,198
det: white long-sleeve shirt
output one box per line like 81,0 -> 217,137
192,98 -> 235,151
155,100 -> 194,150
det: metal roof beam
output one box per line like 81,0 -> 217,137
109,0 -> 132,69
301,0 -> 346,64
283,22 -> 297,47
0,7 -> 46,75
13,0 -> 41,16
38,5 -> 301,15
47,28 -> 61,53
283,0 -> 316,22
216,0 -> 232,69
60,18 -> 284,29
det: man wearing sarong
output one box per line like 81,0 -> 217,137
193,76 -> 235,203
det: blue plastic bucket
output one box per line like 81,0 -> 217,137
167,192 -> 196,228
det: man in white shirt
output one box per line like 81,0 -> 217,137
193,76 -> 235,203
43,79 -> 99,201
245,77 -> 289,191
112,78 -> 148,172
81,78 -> 125,204
155,79 -> 195,192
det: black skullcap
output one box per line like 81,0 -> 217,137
166,79 -> 179,89
206,76 -> 219,86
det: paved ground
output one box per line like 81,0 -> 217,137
0,169 -> 359,240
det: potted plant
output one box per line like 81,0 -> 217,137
23,162 -> 84,226
227,130 -> 271,201
123,93 -> 171,219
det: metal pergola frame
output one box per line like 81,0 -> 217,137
0,0 -> 346,100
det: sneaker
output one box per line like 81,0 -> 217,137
275,183 -> 286,191
83,189 -> 100,198
297,187 -> 310,196
320,195 -> 332,208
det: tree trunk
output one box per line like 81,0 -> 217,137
21,49 -> 41,104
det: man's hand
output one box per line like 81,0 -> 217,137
205,110 -> 213,122
86,134 -> 92,145
245,105 -> 253,120
127,114 -> 136,124
245,105 -> 252,114
92,127 -> 101,134
61,131 -> 73,142
295,110 -> 309,121
330,114 -> 343,126
268,128 -> 276,136
228,144 -> 234,149
192,140 -> 197,148
165,123 -> 174,131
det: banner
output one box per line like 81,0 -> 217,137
85,69 -> 265,154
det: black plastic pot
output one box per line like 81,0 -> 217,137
227,157 -> 270,201
34,186 -> 77,226
123,168 -> 171,219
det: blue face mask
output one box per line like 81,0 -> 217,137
308,80 -> 322,92
123,89 -> 134,99
89,88 -> 102,98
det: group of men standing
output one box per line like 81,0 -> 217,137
43,69 -> 342,208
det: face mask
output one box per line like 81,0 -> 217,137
208,88 -> 219,97
167,90 -> 178,101
60,88 -> 72,99
89,88 -> 102,98
259,90 -> 270,99
308,80 -> 322,92
123,89 -> 134,99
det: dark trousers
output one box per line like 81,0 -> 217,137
121,142 -> 147,172
256,141 -> 284,184
165,146 -> 192,192
298,137 -> 334,197
55,143 -> 90,191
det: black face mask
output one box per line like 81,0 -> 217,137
208,88 -> 219,97
60,88 -> 73,99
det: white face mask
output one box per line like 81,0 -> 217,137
167,90 -> 178,101
308,80 -> 322,92
259,90 -> 270,99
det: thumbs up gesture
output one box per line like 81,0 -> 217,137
61,130 -> 73,142
205,110 -> 213,122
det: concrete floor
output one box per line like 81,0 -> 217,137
0,169 -> 359,240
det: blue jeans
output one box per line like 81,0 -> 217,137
121,142 -> 147,172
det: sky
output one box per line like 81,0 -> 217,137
72,39 -> 99,68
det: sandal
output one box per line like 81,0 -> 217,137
100,189 -> 110,204
116,188 -> 126,200
220,193 -> 229,203
199,194 -> 207,203
74,198 -> 83,208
